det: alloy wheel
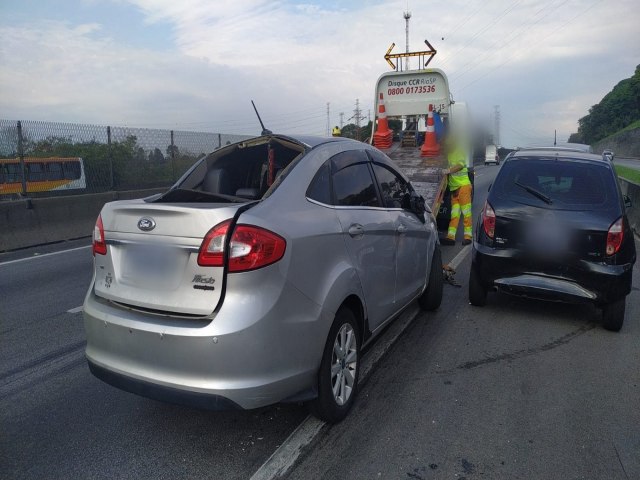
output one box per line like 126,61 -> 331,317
330,323 -> 358,406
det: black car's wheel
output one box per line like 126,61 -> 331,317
419,244 -> 443,311
311,308 -> 360,424
602,298 -> 625,332
469,264 -> 487,306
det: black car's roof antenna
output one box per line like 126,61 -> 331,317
251,100 -> 272,136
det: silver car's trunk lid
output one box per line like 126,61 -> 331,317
94,199 -> 242,316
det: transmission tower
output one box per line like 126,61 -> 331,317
404,8 -> 412,70
493,105 -> 500,146
349,99 -> 367,141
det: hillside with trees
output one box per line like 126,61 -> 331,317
568,65 -> 640,145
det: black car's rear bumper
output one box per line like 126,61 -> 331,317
473,243 -> 634,305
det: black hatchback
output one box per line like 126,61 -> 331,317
469,149 -> 636,331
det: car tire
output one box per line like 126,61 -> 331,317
602,298 -> 625,332
310,308 -> 360,424
419,244 -> 443,311
468,264 -> 487,306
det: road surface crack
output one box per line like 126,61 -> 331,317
439,323 -> 596,374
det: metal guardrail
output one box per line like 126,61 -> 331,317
0,119 -> 251,200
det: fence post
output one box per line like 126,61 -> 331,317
218,133 -> 222,149
170,130 -> 176,181
17,121 -> 27,197
107,126 -> 114,190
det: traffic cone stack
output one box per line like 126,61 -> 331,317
373,93 -> 393,149
420,104 -> 440,157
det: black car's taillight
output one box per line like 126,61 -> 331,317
605,217 -> 624,256
482,201 -> 496,239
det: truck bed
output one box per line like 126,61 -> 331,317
382,142 -> 447,214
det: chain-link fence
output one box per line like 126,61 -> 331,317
0,119 -> 252,200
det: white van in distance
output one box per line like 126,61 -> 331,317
485,144 -> 499,165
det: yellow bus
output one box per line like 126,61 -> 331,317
0,157 -> 86,194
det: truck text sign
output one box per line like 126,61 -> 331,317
376,70 -> 450,117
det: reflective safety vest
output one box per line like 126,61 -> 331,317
447,146 -> 471,190
332,126 -> 341,136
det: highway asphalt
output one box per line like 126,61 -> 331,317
1,164 -> 638,479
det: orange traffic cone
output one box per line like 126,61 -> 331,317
373,93 -> 393,149
421,104 -> 440,157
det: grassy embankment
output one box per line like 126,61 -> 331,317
615,165 -> 640,184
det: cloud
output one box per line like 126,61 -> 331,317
0,0 -> 639,145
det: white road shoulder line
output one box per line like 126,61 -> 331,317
0,245 -> 91,266
249,416 -> 324,480
448,244 -> 472,271
250,304 -> 420,480
67,306 -> 84,314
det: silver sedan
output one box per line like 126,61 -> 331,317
83,134 -> 443,423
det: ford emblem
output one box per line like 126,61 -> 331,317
137,217 -> 156,232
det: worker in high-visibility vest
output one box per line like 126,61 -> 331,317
441,135 -> 472,246
332,126 -> 341,137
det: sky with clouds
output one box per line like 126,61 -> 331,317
0,0 -> 638,147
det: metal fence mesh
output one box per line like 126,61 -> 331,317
0,119 -> 251,199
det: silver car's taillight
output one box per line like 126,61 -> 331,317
93,214 -> 107,256
198,220 -> 286,272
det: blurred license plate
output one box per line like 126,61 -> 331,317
123,245 -> 182,283
526,221 -> 569,257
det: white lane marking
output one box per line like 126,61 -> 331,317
448,244 -> 472,271
67,306 -> 84,314
250,304 -> 421,480
250,416 -> 324,480
0,245 -> 91,266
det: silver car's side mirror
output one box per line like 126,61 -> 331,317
409,192 -> 427,222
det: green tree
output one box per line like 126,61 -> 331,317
570,64 -> 640,144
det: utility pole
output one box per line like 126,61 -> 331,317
493,105 -> 500,146
326,102 -> 330,137
404,8 -> 411,71
339,112 -> 344,129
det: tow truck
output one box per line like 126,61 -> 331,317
369,50 -> 474,236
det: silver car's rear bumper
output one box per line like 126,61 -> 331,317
83,268 -> 331,410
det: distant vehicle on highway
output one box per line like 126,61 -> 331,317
602,149 -> 615,162
470,147 -> 636,331
83,134 -> 443,423
485,144 -> 499,165
0,157 -> 86,195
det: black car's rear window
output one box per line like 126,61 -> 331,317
492,158 -> 618,210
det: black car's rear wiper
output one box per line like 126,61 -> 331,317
514,181 -> 553,205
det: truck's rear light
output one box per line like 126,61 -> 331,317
482,201 -> 496,239
606,217 -> 624,256
198,221 -> 286,271
92,215 -> 107,256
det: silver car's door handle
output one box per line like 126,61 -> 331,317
397,224 -> 407,234
348,224 -> 364,237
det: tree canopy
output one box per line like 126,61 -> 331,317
569,64 -> 640,144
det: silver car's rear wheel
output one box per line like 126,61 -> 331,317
331,323 -> 358,406
311,308 -> 361,423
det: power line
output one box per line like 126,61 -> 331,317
455,0 -> 599,92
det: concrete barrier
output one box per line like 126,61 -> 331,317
0,188 -> 165,252
619,178 -> 640,238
